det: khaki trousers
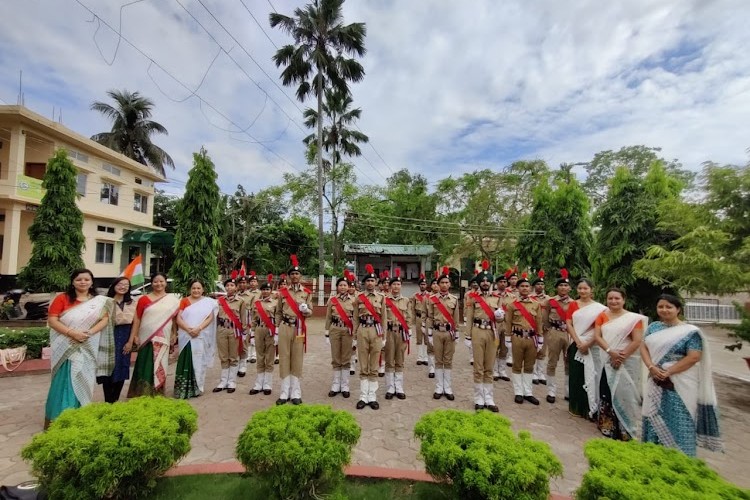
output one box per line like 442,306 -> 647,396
415,316 -> 425,345
277,323 -> 304,378
511,335 -> 537,374
384,329 -> 407,372
329,325 -> 353,370
545,329 -> 569,376
357,327 -> 381,381
471,327 -> 496,383
255,326 -> 276,374
433,330 -> 455,369
216,328 -> 239,369
496,334 -> 509,360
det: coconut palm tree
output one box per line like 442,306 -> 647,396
270,0 -> 366,280
90,89 -> 174,177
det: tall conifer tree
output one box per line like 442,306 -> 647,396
18,149 -> 85,291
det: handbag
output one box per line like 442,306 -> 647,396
0,481 -> 46,500
0,346 -> 27,372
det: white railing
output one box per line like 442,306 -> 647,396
684,300 -> 742,325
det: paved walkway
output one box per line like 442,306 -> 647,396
1,319 -> 748,496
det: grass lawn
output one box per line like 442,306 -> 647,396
151,474 -> 450,499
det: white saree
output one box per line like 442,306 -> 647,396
571,301 -> 607,418
177,297 -> 218,393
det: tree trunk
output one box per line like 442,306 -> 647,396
331,144 -> 338,271
316,71 -> 325,305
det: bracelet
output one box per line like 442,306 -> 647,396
605,347 -> 611,353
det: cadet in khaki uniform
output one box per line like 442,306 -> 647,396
354,264 -> 387,410
465,262 -> 505,412
425,277 -> 440,378
426,267 -> 461,400
248,275 -> 278,396
325,271 -> 355,398
384,269 -> 413,400
213,275 -> 247,393
464,270 -> 480,367
530,270 -> 550,385
274,255 -> 313,405
348,278 -> 359,375
411,275 -> 429,366
493,274 -> 515,381
238,274 -> 259,377
542,269 -> 573,404
504,275 -> 544,405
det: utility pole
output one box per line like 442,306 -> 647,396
316,68 -> 325,306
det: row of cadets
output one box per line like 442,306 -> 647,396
411,274 -> 429,366
354,264 -> 388,410
384,269 -> 413,400
274,255 -> 313,405
249,274 -> 279,396
464,261 -> 506,411
213,272 -> 247,393
325,270 -> 356,399
426,267 -> 461,400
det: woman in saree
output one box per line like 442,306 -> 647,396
174,280 -> 218,398
125,273 -> 180,397
593,288 -> 647,440
45,269 -> 114,428
97,277 -> 136,403
566,279 -> 607,419
641,294 -> 723,456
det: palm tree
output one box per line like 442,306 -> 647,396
90,89 -> 174,177
303,88 -> 368,268
270,0 -> 366,282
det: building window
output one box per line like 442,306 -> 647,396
24,162 -> 46,180
100,183 -> 119,205
67,149 -> 89,163
97,225 -> 115,234
134,193 -> 148,213
135,177 -> 142,185
95,242 -> 114,264
76,173 -> 87,196
102,163 -> 121,176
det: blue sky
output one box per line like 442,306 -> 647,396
1,0 -> 748,197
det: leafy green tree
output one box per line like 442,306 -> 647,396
270,0 -> 366,280
515,172 -> 592,281
18,149 -> 85,291
90,89 -> 174,177
170,148 -> 221,293
256,216 -> 319,275
593,162 -> 680,317
153,189 -> 180,232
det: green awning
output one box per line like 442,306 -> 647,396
121,230 -> 174,246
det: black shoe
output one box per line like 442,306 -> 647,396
564,396 -> 570,401
212,387 -> 225,393
428,372 -> 435,379
546,395 -> 556,404
249,389 -> 261,395
396,393 -> 406,400
499,376 -> 511,382
445,393 -> 455,401
263,389 -> 272,395
350,370 -> 355,375
226,388 -> 236,393
356,400 -> 367,409
524,396 -> 540,405
539,380 -> 547,385
342,391 -> 350,398
385,392 -> 394,400
474,404 -> 485,411
514,395 -> 524,404
378,372 -> 385,377
291,398 -> 302,405
486,405 -> 499,413
506,362 -> 513,367
250,359 -> 257,364
532,379 -> 539,385
237,371 -> 246,378
433,392 -> 443,400
470,361 -> 474,365
275,398 -> 287,405
493,376 -> 500,381
274,359 -> 279,364
328,390 -> 339,397
369,401 -> 379,410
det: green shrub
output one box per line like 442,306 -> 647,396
576,439 -> 750,500
236,404 -> 361,499
414,409 -> 563,500
21,397 -> 198,500
0,327 -> 49,359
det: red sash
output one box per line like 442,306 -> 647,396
471,294 -> 499,339
512,300 -> 538,334
386,297 -> 411,353
414,293 -> 425,302
331,297 -> 354,335
218,297 -> 243,337
254,300 -> 277,336
279,287 -> 308,352
430,295 -> 457,339
357,293 -> 383,337
548,298 -> 568,323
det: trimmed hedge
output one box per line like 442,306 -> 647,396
414,409 -> 562,500
576,439 -> 749,500
22,397 -> 198,500
0,327 -> 49,359
236,404 -> 361,499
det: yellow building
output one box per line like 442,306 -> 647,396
0,105 -> 167,287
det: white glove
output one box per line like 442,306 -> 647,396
299,303 -> 310,314
464,338 -> 472,349
250,336 -> 256,347
494,308 -> 505,320
454,335 -> 460,344
273,335 -> 279,346
325,335 -> 330,347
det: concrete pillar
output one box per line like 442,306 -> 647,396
1,206 -> 22,275
7,126 -> 26,179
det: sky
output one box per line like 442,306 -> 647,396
1,0 -> 748,197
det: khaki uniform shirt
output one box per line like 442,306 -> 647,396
465,291 -> 503,336
542,295 -> 573,333
250,295 -> 278,333
426,292 -> 461,336
217,294 -> 247,333
274,284 -> 313,326
411,291 -> 429,328
386,294 -> 413,333
353,290 -> 387,334
504,296 -> 543,335
325,293 -> 355,330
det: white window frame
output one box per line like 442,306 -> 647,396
95,242 -> 114,264
134,193 -> 149,213
100,182 -> 119,205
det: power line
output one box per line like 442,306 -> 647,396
350,210 -> 547,234
238,0 -> 279,50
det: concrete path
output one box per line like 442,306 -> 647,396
1,319 -> 748,497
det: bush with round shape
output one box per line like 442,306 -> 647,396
235,404 -> 361,499
576,439 -> 749,500
414,409 -> 563,500
21,397 -> 197,500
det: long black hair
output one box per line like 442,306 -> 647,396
107,276 -> 132,304
66,269 -> 97,302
